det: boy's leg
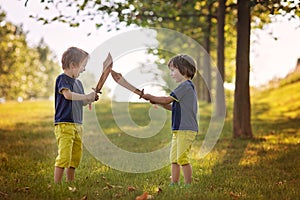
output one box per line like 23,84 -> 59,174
171,163 -> 180,183
54,124 -> 74,184
54,166 -> 64,183
182,164 -> 192,184
66,167 -> 75,181
177,131 -> 196,185
67,125 -> 82,182
170,132 -> 180,184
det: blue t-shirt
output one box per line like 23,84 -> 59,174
170,80 -> 198,132
54,73 -> 84,124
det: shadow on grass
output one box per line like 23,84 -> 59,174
195,112 -> 300,199
252,102 -> 271,116
253,117 -> 300,133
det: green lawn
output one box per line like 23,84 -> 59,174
0,85 -> 299,200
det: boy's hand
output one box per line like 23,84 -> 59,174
142,94 -> 152,101
87,91 -> 98,103
94,93 -> 99,101
142,94 -> 157,104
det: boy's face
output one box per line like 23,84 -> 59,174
71,58 -> 88,78
169,64 -> 186,83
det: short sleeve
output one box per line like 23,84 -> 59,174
170,92 -> 179,102
57,76 -> 71,94
172,82 -> 189,101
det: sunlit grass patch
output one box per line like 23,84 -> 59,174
252,80 -> 300,120
0,88 -> 300,200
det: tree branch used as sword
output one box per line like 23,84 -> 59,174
89,53 -> 113,110
110,70 -> 144,98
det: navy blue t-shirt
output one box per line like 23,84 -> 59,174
170,80 -> 198,132
54,73 -> 84,124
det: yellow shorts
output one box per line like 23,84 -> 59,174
54,123 -> 83,168
170,130 -> 196,166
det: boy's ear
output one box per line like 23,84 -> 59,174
70,62 -> 77,69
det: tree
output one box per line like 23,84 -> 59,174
232,0 -> 300,138
0,10 -> 60,100
0,11 -> 34,99
35,38 -> 60,99
233,0 -> 252,138
216,0 -> 226,117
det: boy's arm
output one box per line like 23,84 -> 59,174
61,89 -> 97,105
143,94 -> 173,104
158,103 -> 172,111
143,94 -> 173,110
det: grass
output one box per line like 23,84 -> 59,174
0,78 -> 300,200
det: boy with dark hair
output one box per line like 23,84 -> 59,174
143,54 -> 198,186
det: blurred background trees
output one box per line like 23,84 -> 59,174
0,9 -> 60,101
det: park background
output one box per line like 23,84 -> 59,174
0,0 -> 300,199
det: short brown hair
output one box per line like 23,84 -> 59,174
168,54 -> 196,79
61,47 -> 89,69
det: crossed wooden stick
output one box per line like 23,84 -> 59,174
93,53 -> 144,100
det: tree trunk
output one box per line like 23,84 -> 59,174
233,0 -> 253,138
193,54 -> 202,101
216,0 -> 226,117
202,2 -> 212,103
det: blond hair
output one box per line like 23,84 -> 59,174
61,47 -> 89,69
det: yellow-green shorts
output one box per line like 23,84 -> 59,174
54,123 -> 83,168
170,130 -> 197,166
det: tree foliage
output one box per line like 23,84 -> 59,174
28,0 -> 299,84
0,10 -> 60,100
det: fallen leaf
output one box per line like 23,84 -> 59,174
68,186 -> 76,192
103,186 -> 110,190
156,187 -> 162,194
105,182 -> 114,189
147,194 -> 154,199
80,195 -> 88,200
103,183 -> 123,190
209,185 -> 215,191
0,191 -> 8,198
136,192 -> 148,200
115,192 -> 122,198
229,191 -> 240,199
276,180 -> 286,185
14,187 -> 30,193
128,186 -> 136,192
